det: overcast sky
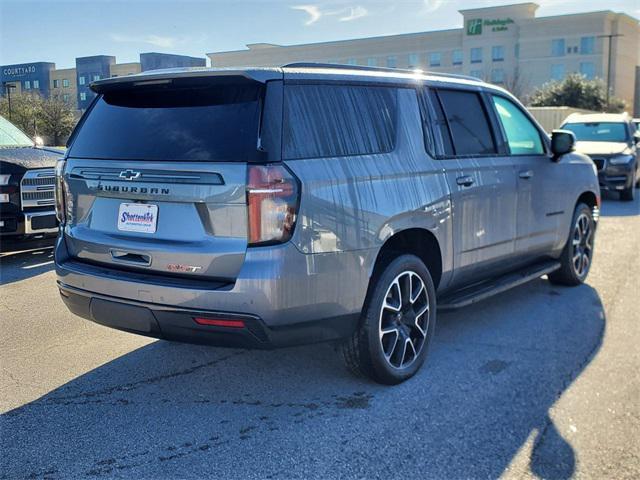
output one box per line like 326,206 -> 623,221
1,0 -> 638,68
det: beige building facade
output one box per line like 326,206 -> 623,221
207,3 -> 640,114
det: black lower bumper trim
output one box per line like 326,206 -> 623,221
58,283 -> 359,349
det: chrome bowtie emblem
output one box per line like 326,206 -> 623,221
119,169 -> 141,180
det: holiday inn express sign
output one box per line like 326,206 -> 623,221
466,17 -> 515,35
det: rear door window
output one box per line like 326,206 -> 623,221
436,89 -> 497,156
283,84 -> 397,159
69,84 -> 263,162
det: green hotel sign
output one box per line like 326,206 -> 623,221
466,17 -> 514,35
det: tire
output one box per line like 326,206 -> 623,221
621,187 -> 635,201
620,179 -> 635,201
341,254 -> 437,385
548,203 -> 595,286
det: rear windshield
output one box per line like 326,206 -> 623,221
562,122 -> 629,143
69,84 -> 263,161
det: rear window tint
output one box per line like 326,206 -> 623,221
426,89 -> 454,156
283,84 -> 397,159
437,89 -> 497,156
69,84 -> 262,162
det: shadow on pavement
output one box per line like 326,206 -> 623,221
0,247 -> 55,285
598,190 -> 640,217
0,278 -> 605,479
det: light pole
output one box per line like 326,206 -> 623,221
3,82 -> 17,121
597,33 -> 623,107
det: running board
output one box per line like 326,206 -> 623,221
438,260 -> 561,311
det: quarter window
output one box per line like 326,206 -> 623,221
436,89 -> 496,156
492,95 -> 544,155
283,84 -> 397,159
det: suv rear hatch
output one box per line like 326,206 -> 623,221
60,71 -> 282,282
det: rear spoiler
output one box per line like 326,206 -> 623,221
90,67 -> 283,93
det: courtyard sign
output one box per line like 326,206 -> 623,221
2,65 -> 37,77
466,17 -> 515,35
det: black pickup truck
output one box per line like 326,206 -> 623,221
0,115 -> 62,251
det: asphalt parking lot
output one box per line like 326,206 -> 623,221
1,193 -> 638,479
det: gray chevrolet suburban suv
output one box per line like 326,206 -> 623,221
55,64 -> 600,384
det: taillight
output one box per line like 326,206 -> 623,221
55,159 -> 66,225
247,164 -> 299,246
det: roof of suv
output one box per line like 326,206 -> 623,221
90,63 -> 495,93
564,112 -> 632,124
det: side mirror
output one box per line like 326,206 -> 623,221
550,129 -> 575,161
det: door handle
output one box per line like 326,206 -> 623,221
110,249 -> 151,266
519,170 -> 534,179
456,175 -> 474,187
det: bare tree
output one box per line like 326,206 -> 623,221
39,93 -> 76,146
503,66 -> 530,102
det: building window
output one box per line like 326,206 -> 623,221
53,79 -> 59,88
429,52 -> 441,67
470,47 -> 482,64
386,56 -> 397,68
23,81 -> 31,90
551,64 -> 565,81
492,46 -> 505,62
551,39 -> 565,57
408,53 -> 419,68
79,76 -> 86,85
491,68 -> 504,84
470,69 -> 483,79
93,74 -> 101,81
580,36 -> 595,55
62,79 -> 69,88
80,92 -> 87,101
33,80 -> 40,89
452,49 -> 463,66
367,57 -> 377,67
580,62 -> 595,80
63,94 -> 70,102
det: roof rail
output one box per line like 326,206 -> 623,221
282,62 -> 480,82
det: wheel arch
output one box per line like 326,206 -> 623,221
368,228 -> 443,291
576,190 -> 600,220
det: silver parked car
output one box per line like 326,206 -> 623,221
55,64 -> 599,384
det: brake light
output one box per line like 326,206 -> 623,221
193,317 -> 245,328
247,164 -> 299,246
55,159 -> 66,225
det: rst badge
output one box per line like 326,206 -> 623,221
117,203 -> 158,233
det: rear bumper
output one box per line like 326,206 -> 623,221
55,238 -> 374,346
58,282 -> 359,349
